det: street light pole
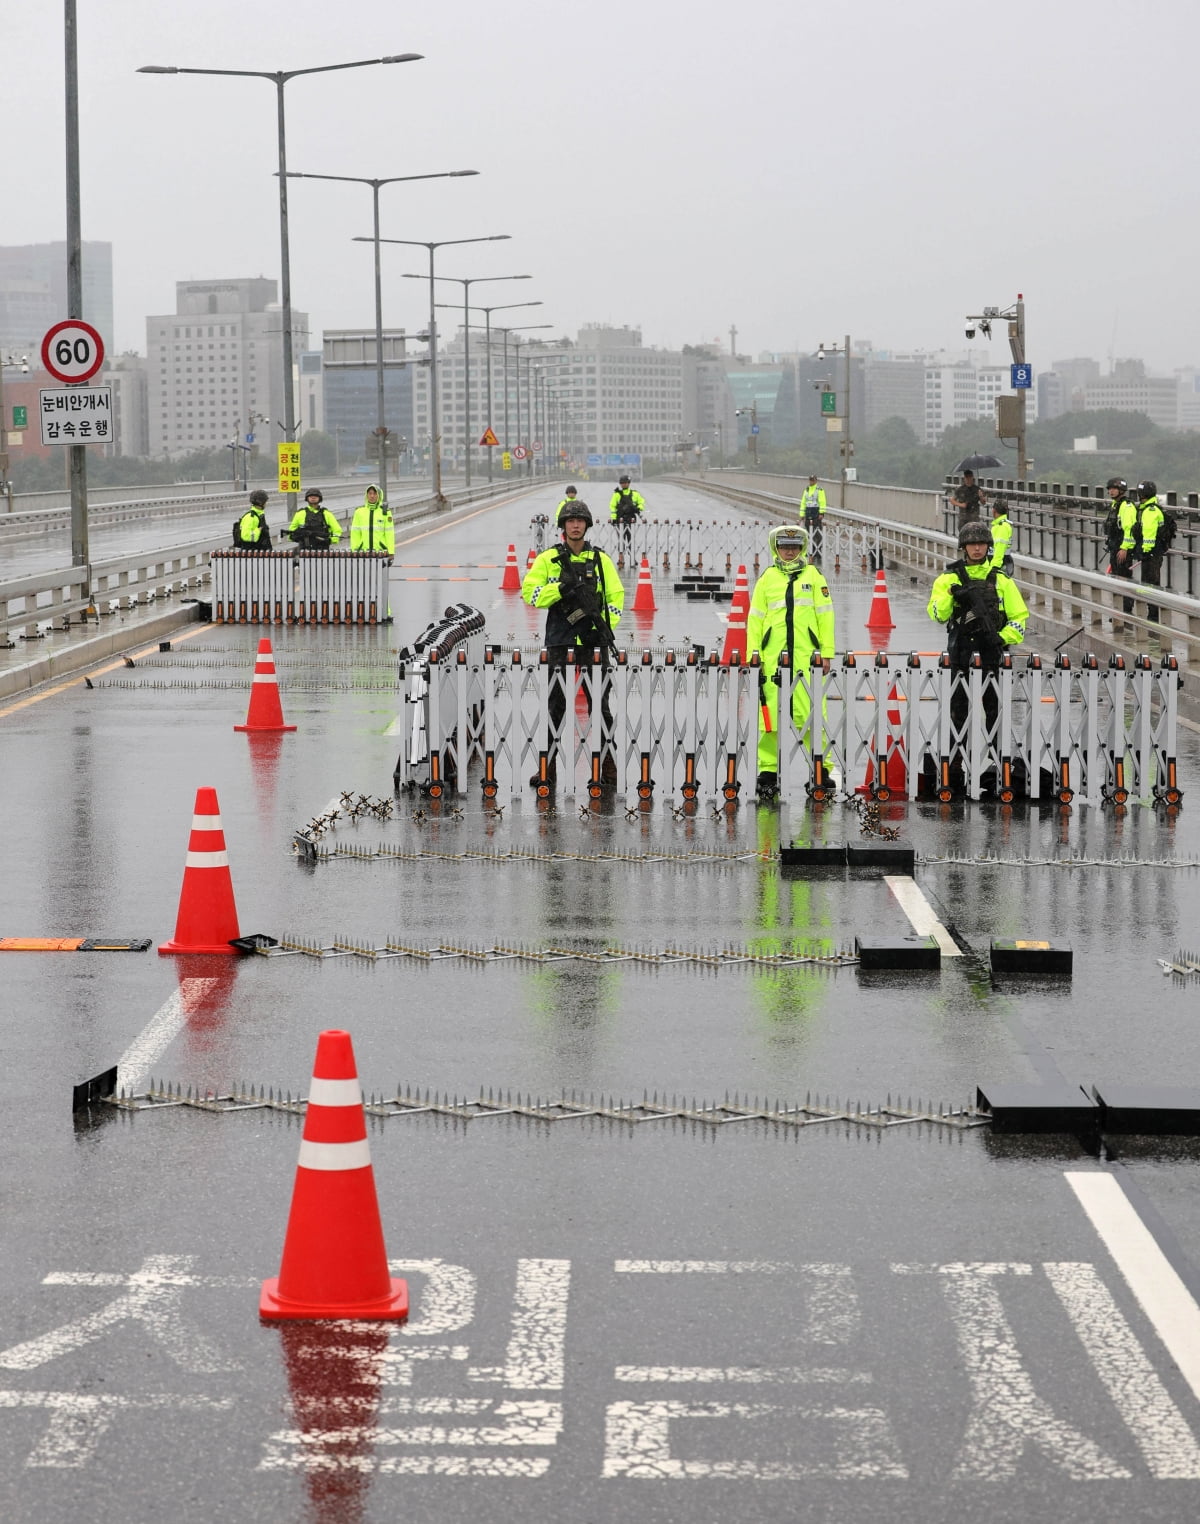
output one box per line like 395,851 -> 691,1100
287,170 -> 476,531
400,274 -> 531,489
138,53 -> 423,521
369,237 -> 511,504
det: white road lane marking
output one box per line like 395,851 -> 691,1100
1065,1172 -> 1200,1409
117,979 -> 221,1093
1045,1261 -> 1200,1478
883,875 -> 961,956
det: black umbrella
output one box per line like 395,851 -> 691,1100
954,453 -> 1005,473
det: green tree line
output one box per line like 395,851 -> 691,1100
9,430 -> 339,493
740,410 -> 1200,495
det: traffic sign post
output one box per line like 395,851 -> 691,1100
41,320 -> 105,384
820,391 -> 837,416
1011,363 -> 1033,389
479,427 -> 499,448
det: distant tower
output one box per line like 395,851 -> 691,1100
728,324 -> 738,358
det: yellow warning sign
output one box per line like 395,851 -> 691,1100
501,451 -> 513,471
277,441 -> 301,494
479,426 -> 499,447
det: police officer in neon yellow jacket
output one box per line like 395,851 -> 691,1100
350,484 -> 394,553
746,524 -> 836,788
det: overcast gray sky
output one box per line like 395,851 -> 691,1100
8,0 -> 1198,374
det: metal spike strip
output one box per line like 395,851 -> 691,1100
269,937 -> 860,968
93,1083 -> 989,1131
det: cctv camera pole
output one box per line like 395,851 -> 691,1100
841,333 -> 851,509
966,296 -> 1028,480
1009,295 -> 1027,480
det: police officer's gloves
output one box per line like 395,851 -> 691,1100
950,582 -> 971,607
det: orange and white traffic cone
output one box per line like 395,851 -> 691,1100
721,564 -> 750,664
865,569 -> 894,632
500,544 -> 522,591
631,555 -> 656,613
526,547 -> 536,568
857,682 -> 906,797
158,786 -> 242,955
234,637 -> 296,733
260,1029 -> 409,1322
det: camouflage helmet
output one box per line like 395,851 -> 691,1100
958,519 -> 992,548
248,489 -> 268,508
558,498 -> 593,528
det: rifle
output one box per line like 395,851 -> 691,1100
558,560 -> 616,650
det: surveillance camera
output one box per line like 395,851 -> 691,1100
965,327 -> 975,340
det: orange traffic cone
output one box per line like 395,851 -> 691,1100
858,682 -> 907,796
865,568 -> 894,631
526,547 -> 535,568
632,555 -> 656,613
500,544 -> 522,591
721,564 -> 750,664
158,786 -> 242,954
260,1029 -> 409,1322
234,637 -> 296,733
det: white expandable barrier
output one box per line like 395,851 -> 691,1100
396,642 -> 1183,810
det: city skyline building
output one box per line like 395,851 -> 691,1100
145,278 -> 308,459
0,241 -> 114,359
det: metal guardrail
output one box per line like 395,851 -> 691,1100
0,546 -> 211,646
0,479 -> 532,645
679,476 -> 1200,663
942,473 -> 1200,598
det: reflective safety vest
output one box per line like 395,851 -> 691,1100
746,561 -> 835,679
801,484 -> 826,514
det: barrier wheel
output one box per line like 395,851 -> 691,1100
998,786 -> 1015,805
681,783 -> 698,801
1057,787 -> 1074,805
1160,787 -> 1183,808
936,786 -> 954,804
587,782 -> 603,800
1111,788 -> 1129,806
873,785 -> 892,802
637,784 -> 654,800
426,782 -> 444,800
535,782 -> 552,800
722,785 -> 740,801
481,782 -> 498,800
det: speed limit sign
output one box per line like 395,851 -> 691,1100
41,320 -> 105,384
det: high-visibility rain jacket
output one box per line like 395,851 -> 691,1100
747,559 -> 836,680
522,541 -> 624,649
989,512 -> 1013,569
350,488 -> 394,553
1133,496 -> 1164,556
800,483 -> 827,516
609,487 -> 646,522
928,558 -> 1028,668
235,507 -> 271,548
286,504 -> 342,547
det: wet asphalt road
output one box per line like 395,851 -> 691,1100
3,479 -> 1200,1522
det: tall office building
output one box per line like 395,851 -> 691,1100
414,323 -> 688,470
321,330 -> 415,468
0,241 -> 114,357
145,278 -> 308,458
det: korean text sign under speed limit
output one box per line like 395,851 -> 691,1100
41,320 -> 105,384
